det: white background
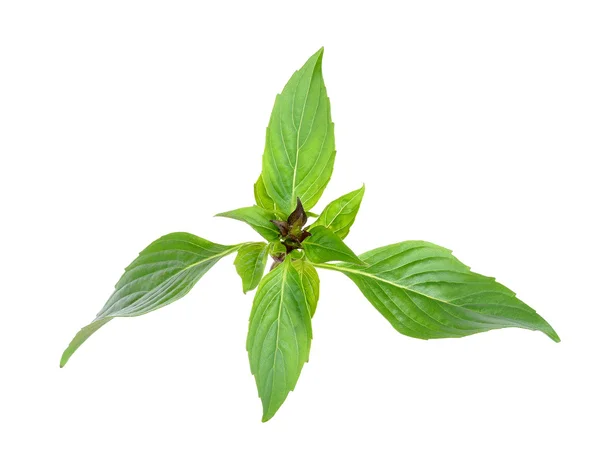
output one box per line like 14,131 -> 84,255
1,1 -> 599,473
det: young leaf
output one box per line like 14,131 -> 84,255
314,241 -> 560,342
311,185 -> 365,239
287,197 -> 309,229
303,225 -> 363,265
261,47 -> 336,215
234,243 -> 269,293
247,258 -> 314,422
60,233 -> 242,367
216,206 -> 280,241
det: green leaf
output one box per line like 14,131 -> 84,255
293,259 -> 320,317
311,185 -> 365,239
261,47 -> 336,215
60,233 -> 242,367
314,241 -> 560,342
216,206 -> 280,241
247,258 -> 314,422
254,174 -> 279,214
303,225 -> 363,265
269,240 -> 287,256
234,243 -> 269,293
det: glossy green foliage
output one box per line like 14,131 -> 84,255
61,48 -> 559,423
314,242 -> 559,342
311,185 -> 365,239
261,48 -> 335,215
60,233 -> 241,367
247,259 -> 315,421
216,206 -> 279,241
303,226 -> 363,265
234,243 -> 269,293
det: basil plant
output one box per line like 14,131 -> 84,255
61,48 -> 559,422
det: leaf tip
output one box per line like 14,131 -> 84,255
544,326 -> 561,343
310,47 -> 325,67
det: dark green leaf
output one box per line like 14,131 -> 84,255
234,243 -> 269,293
216,206 -> 279,241
311,185 -> 365,239
60,233 -> 242,367
261,48 -> 335,215
247,258 -> 314,422
315,241 -> 560,342
303,226 -> 363,265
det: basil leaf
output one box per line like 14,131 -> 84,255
311,185 -> 365,239
60,233 -> 241,367
315,241 -> 560,342
254,175 -> 278,213
216,206 -> 279,241
247,258 -> 313,422
293,259 -> 320,317
303,225 -> 363,265
261,47 -> 335,215
234,242 -> 269,293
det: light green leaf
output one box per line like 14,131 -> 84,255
311,185 -> 365,239
60,233 -> 242,367
216,206 -> 279,241
235,243 -> 269,293
314,241 -> 560,342
254,175 -> 279,214
247,258 -> 314,422
269,240 -> 287,256
262,47 -> 335,215
293,259 -> 320,317
303,225 -> 363,265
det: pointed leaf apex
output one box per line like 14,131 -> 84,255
543,325 -> 561,342
287,198 -> 308,228
314,48 -> 325,67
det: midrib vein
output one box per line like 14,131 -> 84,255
102,244 -> 244,318
181,244 -> 243,273
312,263 -> 475,310
325,194 -> 358,228
290,69 -> 313,211
267,261 -> 288,415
